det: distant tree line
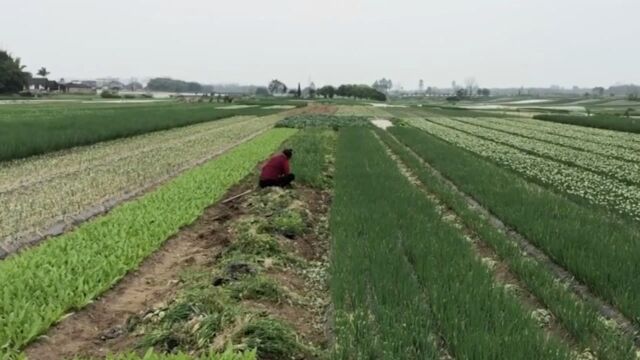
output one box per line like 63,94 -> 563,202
0,51 -> 31,94
146,77 -> 203,93
372,78 -> 393,94
318,84 -> 386,101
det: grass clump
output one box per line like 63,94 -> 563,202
227,231 -> 282,259
229,276 -> 286,303
249,189 -> 294,215
234,317 -> 309,360
270,210 -> 305,238
86,347 -> 257,359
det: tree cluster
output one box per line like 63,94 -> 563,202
317,85 -> 336,99
372,78 -> 393,93
267,79 -> 287,94
0,51 -> 31,94
146,77 -> 203,93
336,84 -> 387,101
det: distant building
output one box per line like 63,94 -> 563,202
47,80 -> 61,91
64,83 -> 96,94
28,77 -> 48,91
80,80 -> 97,88
106,81 -> 125,91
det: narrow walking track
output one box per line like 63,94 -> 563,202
383,130 -> 640,347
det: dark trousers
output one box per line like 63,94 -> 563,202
259,173 -> 295,188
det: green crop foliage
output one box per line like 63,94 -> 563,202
233,317 -> 308,360
0,102 -> 283,162
285,129 -> 337,188
275,114 -> 371,129
377,128 -> 636,359
0,115 -> 283,246
331,128 -> 570,359
229,276 -> 285,303
0,128 -> 296,355
533,114 -> 640,133
389,125 -> 640,330
270,210 -> 305,238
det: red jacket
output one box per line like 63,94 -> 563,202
260,154 -> 290,180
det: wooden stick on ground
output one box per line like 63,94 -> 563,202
222,189 -> 254,204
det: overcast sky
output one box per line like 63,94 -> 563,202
1,0 -> 638,89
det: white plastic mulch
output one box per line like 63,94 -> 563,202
504,99 -> 551,105
371,118 -> 393,130
217,105 -> 258,109
369,103 -> 407,108
263,105 -> 296,109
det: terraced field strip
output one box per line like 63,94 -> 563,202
378,128 -> 638,359
0,128 -> 296,355
0,115 -> 285,258
506,116 -> 640,150
0,101 -> 284,162
334,105 -> 392,117
331,128 -> 570,359
0,116 -> 258,193
463,117 -> 640,161
428,116 -> 640,186
389,125 -> 640,337
406,117 -> 640,220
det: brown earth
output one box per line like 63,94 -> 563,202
24,179 -> 255,360
25,177 -> 332,359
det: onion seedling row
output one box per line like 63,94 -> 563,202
331,128 -> 570,359
389,125 -> 640,331
377,128 -> 637,359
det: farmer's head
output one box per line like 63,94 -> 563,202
283,148 -> 293,159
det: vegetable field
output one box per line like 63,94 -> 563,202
0,114 -> 287,257
2,102 -> 640,359
0,102 -> 285,162
0,128 -> 295,353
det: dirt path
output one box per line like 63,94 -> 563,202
25,180 -> 255,360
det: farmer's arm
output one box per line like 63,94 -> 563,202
283,157 -> 290,175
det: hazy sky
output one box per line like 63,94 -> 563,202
1,0 -> 638,89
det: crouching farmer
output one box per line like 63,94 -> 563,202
259,148 -> 295,188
